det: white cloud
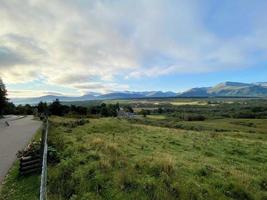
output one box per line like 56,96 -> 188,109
7,90 -> 65,98
0,0 -> 266,94
73,82 -> 129,94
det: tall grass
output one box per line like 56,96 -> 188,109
47,117 -> 267,200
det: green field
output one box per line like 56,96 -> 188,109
1,98 -> 267,200
46,116 -> 267,200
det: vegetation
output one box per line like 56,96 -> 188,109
46,116 -> 267,200
1,98 -> 267,200
0,162 -> 40,200
0,78 -> 8,117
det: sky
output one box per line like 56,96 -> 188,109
0,0 -> 267,98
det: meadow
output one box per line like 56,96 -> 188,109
46,114 -> 267,199
1,98 -> 267,200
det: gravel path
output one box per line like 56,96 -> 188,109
0,116 -> 42,184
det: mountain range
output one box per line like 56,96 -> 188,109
180,82 -> 267,97
10,82 -> 267,104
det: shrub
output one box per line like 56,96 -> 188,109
116,169 -> 138,192
182,114 -> 206,121
224,183 -> 253,200
47,146 -> 60,164
259,178 -> 267,191
197,165 -> 214,177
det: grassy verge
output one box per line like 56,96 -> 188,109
0,162 -> 40,200
0,127 -> 43,200
47,116 -> 267,199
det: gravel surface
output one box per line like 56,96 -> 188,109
0,116 -> 42,184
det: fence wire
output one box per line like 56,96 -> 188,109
40,120 -> 48,200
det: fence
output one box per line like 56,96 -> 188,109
39,119 -> 49,200
19,155 -> 41,175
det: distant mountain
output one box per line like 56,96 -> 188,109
145,91 -> 177,98
95,91 -> 177,99
10,91 -> 177,104
11,95 -> 84,105
178,87 -> 211,97
10,82 -> 267,105
255,82 -> 267,87
98,92 -> 144,99
179,82 -> 267,97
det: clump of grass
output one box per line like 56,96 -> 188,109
98,159 -> 111,171
259,178 -> 267,191
48,158 -> 77,199
115,169 -> 138,192
86,150 -> 101,161
104,142 -> 120,156
197,165 -> 214,177
224,183 -> 253,200
153,154 -> 175,176
135,154 -> 175,177
90,138 -> 105,150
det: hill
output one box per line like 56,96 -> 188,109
10,81 -> 267,104
180,82 -> 267,97
11,91 -> 177,105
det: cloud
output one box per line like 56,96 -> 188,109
73,82 -> 129,94
8,90 -> 64,98
0,0 -> 266,94
0,46 -> 29,67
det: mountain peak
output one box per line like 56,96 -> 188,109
217,81 -> 251,87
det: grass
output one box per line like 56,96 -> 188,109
0,162 -> 40,200
146,115 -> 166,120
0,126 -> 43,200
47,116 -> 267,199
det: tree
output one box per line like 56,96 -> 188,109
49,99 -> 65,116
100,103 -> 109,117
37,101 -> 48,114
158,107 -> 163,114
4,102 -> 16,114
140,109 -> 150,117
123,105 -> 134,113
0,78 -> 8,116
16,104 -> 33,115
70,105 -> 87,115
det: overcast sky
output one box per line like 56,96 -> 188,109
0,0 -> 267,98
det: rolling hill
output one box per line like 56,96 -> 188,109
180,82 -> 267,97
10,82 -> 267,104
10,91 -> 177,104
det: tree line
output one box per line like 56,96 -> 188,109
3,99 -> 124,117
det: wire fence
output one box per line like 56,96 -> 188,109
40,119 -> 48,200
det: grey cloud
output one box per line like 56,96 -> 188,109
0,46 -> 29,67
43,91 -> 64,96
3,34 -> 47,56
51,74 -> 95,85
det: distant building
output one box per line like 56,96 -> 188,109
117,107 -> 136,118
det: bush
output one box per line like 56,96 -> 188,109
182,114 -> 206,121
224,183 -> 253,200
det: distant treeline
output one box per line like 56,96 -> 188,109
153,100 -> 267,119
3,99 -> 128,117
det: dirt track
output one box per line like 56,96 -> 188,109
0,116 -> 42,184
